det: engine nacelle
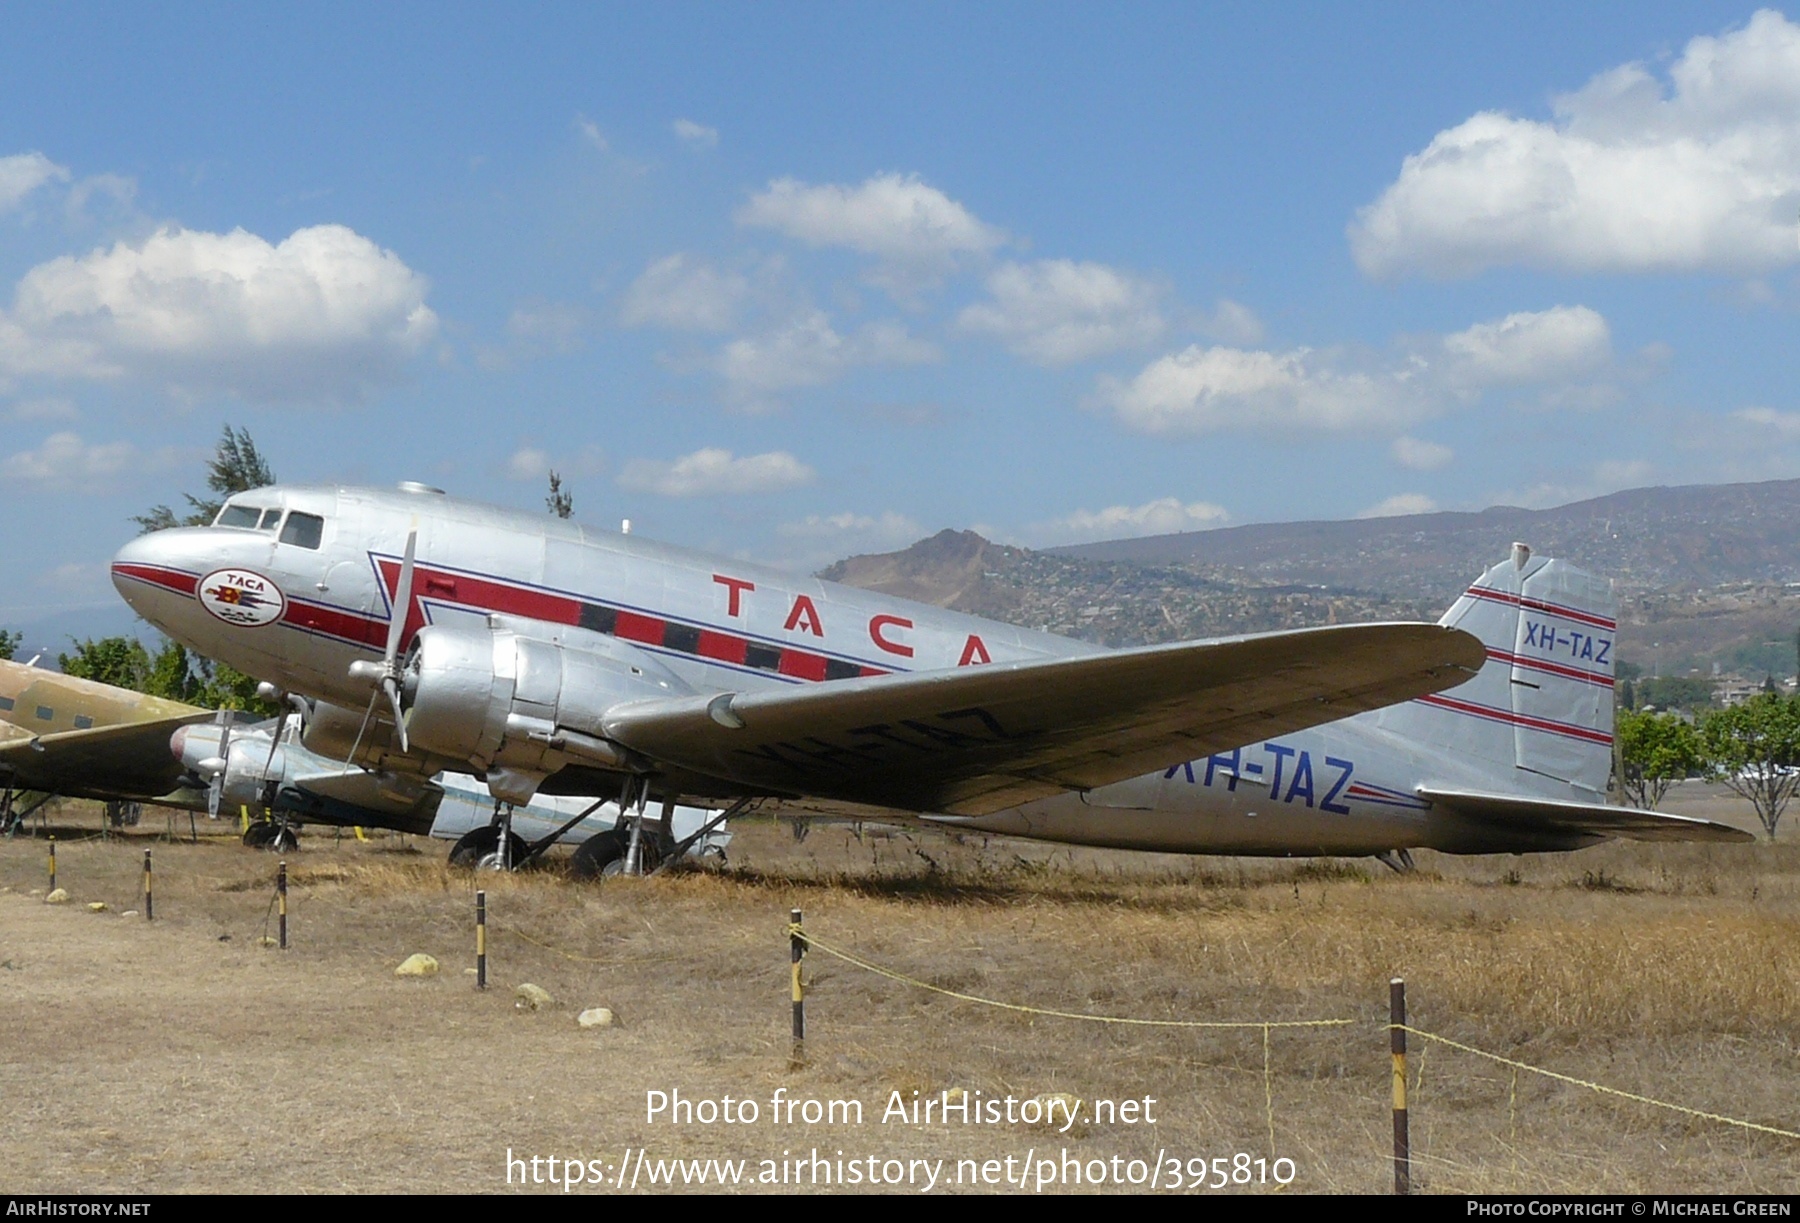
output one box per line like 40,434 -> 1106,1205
400,616 -> 691,784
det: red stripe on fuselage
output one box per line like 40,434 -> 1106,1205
366,553 -> 896,682
1462,585 -> 1616,630
1414,692 -> 1613,745
1485,647 -> 1613,687
111,563 -> 198,597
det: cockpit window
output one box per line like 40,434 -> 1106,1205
279,512 -> 325,550
257,508 -> 284,531
215,504 -> 263,529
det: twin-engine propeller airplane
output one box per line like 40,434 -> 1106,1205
109,482 -> 1747,872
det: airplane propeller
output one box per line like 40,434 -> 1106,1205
382,527 -> 417,752
205,714 -> 232,820
348,525 -> 418,753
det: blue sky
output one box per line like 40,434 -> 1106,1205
3,3 -> 1798,636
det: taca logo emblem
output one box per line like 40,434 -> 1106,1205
198,568 -> 286,628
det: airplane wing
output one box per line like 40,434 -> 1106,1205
0,712 -> 215,801
1418,787 -> 1755,844
601,622 -> 1484,816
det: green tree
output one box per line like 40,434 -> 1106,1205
133,424 -> 276,532
57,636 -> 274,714
546,471 -> 573,519
1616,709 -> 1703,809
58,637 -> 153,690
1699,693 -> 1800,840
0,629 -> 21,661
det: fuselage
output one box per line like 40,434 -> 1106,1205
110,482 -> 1531,856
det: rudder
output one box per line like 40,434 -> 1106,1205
1368,543 -> 1616,799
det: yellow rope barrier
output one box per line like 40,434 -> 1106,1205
1395,1025 -> 1800,1142
789,923 -> 1353,1030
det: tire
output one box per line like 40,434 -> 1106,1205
242,822 -> 276,849
268,825 -> 301,853
568,829 -> 628,879
448,827 -> 528,869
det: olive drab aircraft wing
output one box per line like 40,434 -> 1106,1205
0,658 -> 213,803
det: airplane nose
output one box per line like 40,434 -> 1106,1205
110,527 -> 207,622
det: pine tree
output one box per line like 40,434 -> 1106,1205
134,424 -> 276,532
546,471 -> 573,519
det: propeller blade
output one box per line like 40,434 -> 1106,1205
260,710 -> 288,795
208,721 -> 231,820
384,527 -> 417,671
383,675 -> 410,754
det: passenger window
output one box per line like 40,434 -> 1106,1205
0,696 -> 13,711
35,706 -> 52,721
74,715 -> 94,729
279,512 -> 325,550
216,505 -> 262,529
257,508 -> 284,531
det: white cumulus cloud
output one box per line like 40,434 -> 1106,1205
1441,305 -> 1611,388
1352,10 -> 1800,277
1,432 -> 164,483
716,311 -> 937,403
620,254 -> 749,332
957,260 -> 1166,365
0,152 -> 70,212
1735,406 -> 1800,438
1099,345 -> 1424,437
1358,493 -> 1439,519
1042,497 -> 1230,544
618,448 -> 816,497
672,119 -> 719,150
0,224 -> 437,403
1391,436 -> 1455,471
1097,305 -> 1614,438
737,173 -> 1005,271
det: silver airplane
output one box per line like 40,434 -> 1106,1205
171,715 -> 728,869
108,483 -> 1745,871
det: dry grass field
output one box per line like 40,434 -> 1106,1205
1,786 -> 1796,1195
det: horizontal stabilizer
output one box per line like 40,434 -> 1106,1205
603,622 -> 1484,816
1419,787 -> 1753,845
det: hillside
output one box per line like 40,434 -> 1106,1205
823,479 -> 1800,682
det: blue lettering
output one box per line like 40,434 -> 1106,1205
1321,757 -> 1354,815
1523,622 -> 1541,648
1163,760 -> 1197,784
1595,638 -> 1610,666
1203,749 -> 1240,792
1264,743 -> 1296,800
1284,750 -> 1315,807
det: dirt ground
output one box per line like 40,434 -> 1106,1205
1,786 -> 1796,1195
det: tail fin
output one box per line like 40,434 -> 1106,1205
1368,543 -> 1616,798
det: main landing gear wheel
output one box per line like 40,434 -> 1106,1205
448,827 -> 528,869
568,829 -> 637,879
268,824 -> 300,853
243,822 -> 275,849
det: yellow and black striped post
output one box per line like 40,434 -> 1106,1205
142,849 -> 153,921
475,890 -> 488,989
790,907 -> 806,1062
277,860 -> 288,950
1391,977 -> 1409,1194
47,835 -> 56,892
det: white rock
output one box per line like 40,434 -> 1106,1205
515,983 -> 553,1010
577,1007 -> 616,1029
43,888 -> 68,904
120,910 -> 139,918
395,953 -> 439,977
86,902 -> 108,912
